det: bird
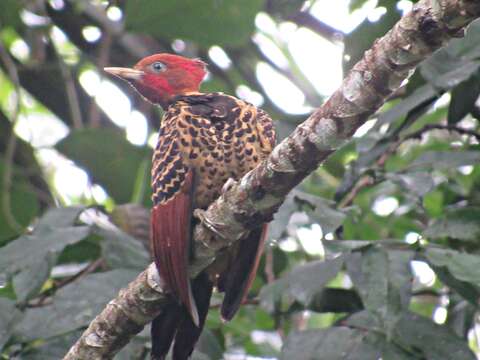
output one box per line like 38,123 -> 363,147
104,53 -> 275,360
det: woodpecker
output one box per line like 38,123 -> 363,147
105,54 -> 275,360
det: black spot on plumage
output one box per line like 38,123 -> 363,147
225,151 -> 232,158
209,168 -> 217,176
191,117 -> 201,127
247,134 -> 256,143
235,129 -> 245,138
246,148 -> 253,156
231,108 -> 241,118
181,138 -> 189,147
207,144 -> 215,151
178,121 -> 187,128
188,127 -> 198,137
189,151 -> 198,159
215,122 -> 225,131
200,166 -> 206,173
243,111 -> 252,122
204,159 -> 213,167
200,137 -> 209,146
164,155 -> 175,164
225,132 -> 233,141
245,126 -> 253,134
236,153 -> 245,161
211,151 -> 219,159
191,138 -> 200,147
253,155 -> 259,162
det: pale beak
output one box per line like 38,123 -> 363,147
104,67 -> 144,81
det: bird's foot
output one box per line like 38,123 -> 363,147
193,209 -> 226,240
221,178 -> 237,193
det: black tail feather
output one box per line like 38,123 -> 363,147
173,272 -> 213,360
151,272 -> 213,360
221,226 -> 266,321
151,302 -> 183,360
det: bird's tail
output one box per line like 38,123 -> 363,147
151,272 -> 213,360
220,224 -> 268,321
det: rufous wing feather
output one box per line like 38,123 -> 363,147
220,224 -> 268,321
151,169 -> 199,326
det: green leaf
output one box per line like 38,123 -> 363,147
432,265 -> 480,306
281,327 -> 410,360
323,240 -> 373,254
266,0 -> 306,18
425,248 -> 480,288
420,51 -> 480,89
386,172 -> 435,197
424,207 -> 480,241
195,329 -> 224,360
411,150 -> 480,170
0,161 -> 40,244
1,229 -> 90,290
375,84 -> 437,129
346,248 -> 389,315
444,18 -> 480,59
0,298 -> 21,350
124,0 -> 263,47
36,206 -> 85,229
12,256 -> 55,303
294,191 -> 347,234
394,311 -> 475,360
345,310 -> 476,360
0,0 -> 22,29
448,72 -> 480,124
14,269 -> 138,341
259,256 -> 343,313
21,330 -> 83,360
268,193 -> 296,241
0,207 -> 90,301
346,247 -> 414,335
97,226 -> 150,271
56,129 -> 152,204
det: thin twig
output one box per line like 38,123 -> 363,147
287,11 -> 344,43
28,258 -> 105,308
403,123 -> 480,142
0,40 -> 23,232
264,246 -> 275,284
89,30 -> 113,128
52,38 -> 84,129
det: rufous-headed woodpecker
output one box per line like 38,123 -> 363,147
105,54 -> 275,360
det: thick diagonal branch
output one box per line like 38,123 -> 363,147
64,1 -> 480,358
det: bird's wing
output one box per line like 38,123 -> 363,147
151,131 -> 199,326
220,105 -> 276,321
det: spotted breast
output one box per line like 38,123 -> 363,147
151,92 -> 275,209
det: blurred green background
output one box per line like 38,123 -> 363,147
1,0 -> 480,359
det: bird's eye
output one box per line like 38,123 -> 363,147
151,61 -> 166,73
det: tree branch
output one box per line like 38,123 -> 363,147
64,1 -> 480,358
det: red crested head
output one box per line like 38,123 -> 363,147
104,54 -> 207,109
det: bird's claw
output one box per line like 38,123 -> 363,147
194,209 -> 227,240
222,178 -> 236,193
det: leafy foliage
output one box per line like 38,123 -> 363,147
1,0 -> 480,359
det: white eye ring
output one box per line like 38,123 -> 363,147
151,61 -> 166,72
